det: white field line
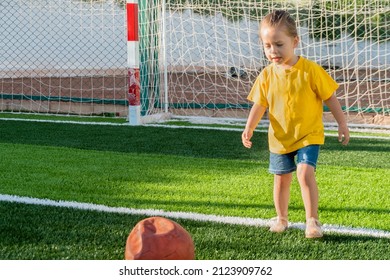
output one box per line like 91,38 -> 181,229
1,194 -> 390,239
0,117 -> 128,126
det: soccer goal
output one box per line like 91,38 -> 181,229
1,0 -> 389,127
152,0 -> 389,126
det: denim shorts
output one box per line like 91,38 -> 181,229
269,145 -> 320,174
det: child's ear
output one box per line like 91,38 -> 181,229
293,36 -> 299,48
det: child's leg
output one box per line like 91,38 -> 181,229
273,173 -> 292,220
297,163 -> 323,238
296,163 -> 318,220
269,151 -> 295,232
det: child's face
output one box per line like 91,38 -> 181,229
260,25 -> 299,68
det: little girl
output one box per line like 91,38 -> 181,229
242,10 -> 350,238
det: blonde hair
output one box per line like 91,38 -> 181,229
260,10 -> 298,38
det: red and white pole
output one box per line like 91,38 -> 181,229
126,0 -> 141,125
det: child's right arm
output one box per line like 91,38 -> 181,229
242,103 -> 267,148
324,94 -> 350,145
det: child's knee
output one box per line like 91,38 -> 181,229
296,164 -> 316,184
274,173 -> 293,188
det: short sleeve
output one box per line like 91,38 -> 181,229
247,72 -> 269,107
313,66 -> 339,100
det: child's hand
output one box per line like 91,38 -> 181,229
242,129 -> 254,148
338,125 -> 350,145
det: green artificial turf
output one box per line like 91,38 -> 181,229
0,120 -> 389,260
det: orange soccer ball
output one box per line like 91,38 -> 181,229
125,216 -> 195,260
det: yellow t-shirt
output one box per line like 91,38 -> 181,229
248,56 -> 338,154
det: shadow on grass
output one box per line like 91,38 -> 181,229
0,120 -> 269,161
1,201 -> 389,260
323,136 -> 390,153
1,120 -> 388,170
321,233 -> 388,243
189,221 -> 390,260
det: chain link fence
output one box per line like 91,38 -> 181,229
0,0 -> 129,117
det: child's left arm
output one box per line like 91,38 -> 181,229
324,94 -> 350,145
